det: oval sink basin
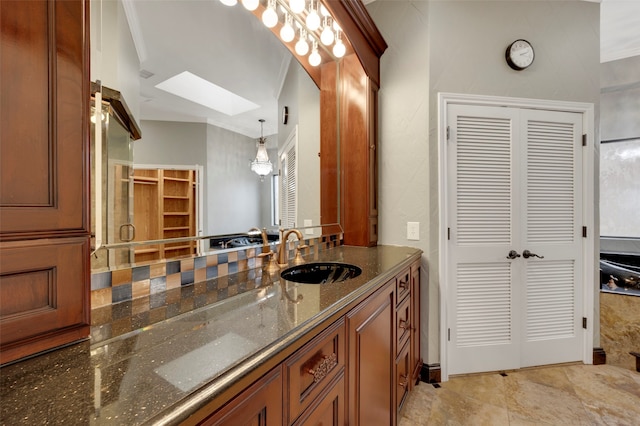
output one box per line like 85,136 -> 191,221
280,262 -> 362,284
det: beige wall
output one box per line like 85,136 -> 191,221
367,0 -> 601,364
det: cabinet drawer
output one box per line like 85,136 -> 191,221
285,318 -> 345,424
395,340 -> 411,416
396,295 -> 411,355
395,268 -> 411,305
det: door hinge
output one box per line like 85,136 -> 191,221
582,134 -> 587,146
446,126 -> 450,140
582,226 -> 587,238
447,227 -> 451,240
582,317 -> 587,329
448,328 -> 451,341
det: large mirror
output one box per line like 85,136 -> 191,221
90,0 -> 339,271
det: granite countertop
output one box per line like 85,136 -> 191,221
0,245 -> 422,425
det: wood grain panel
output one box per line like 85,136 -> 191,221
347,280 -> 394,425
0,238 -> 90,349
0,0 -> 88,238
0,0 -> 50,206
0,268 -> 54,318
340,53 -> 377,246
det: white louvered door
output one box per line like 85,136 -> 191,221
447,104 -> 583,375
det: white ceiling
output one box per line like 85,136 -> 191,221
125,0 -> 640,138
125,0 -> 291,138
600,0 -> 640,63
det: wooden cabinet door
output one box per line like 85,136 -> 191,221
0,0 -> 90,365
410,262 -> 422,385
346,280 -> 394,425
0,0 -> 89,238
294,372 -> 345,426
200,367 -> 283,426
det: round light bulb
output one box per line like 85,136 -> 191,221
289,0 -> 305,14
295,39 -> 309,56
320,26 -> 334,45
309,48 -> 321,67
220,0 -> 237,6
306,10 -> 320,31
333,40 -> 346,58
280,22 -> 295,42
262,6 -> 278,28
242,0 -> 259,11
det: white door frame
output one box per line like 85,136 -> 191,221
438,92 -> 596,381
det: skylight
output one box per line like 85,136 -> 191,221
155,71 -> 259,116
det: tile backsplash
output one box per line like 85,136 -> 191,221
90,234 -> 342,309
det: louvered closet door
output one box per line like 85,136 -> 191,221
447,105 -> 583,375
519,109 -> 583,367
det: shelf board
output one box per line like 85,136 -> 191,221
134,248 -> 160,254
163,195 -> 189,199
165,244 -> 192,251
163,177 -> 190,182
133,176 -> 159,183
164,211 -> 190,216
164,226 -> 190,231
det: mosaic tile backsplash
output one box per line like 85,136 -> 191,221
90,234 -> 342,345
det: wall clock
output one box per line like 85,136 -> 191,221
505,39 -> 534,70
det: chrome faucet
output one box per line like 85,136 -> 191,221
277,228 -> 308,267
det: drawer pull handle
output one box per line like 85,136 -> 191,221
399,280 -> 409,290
398,375 -> 408,389
399,319 -> 411,330
308,353 -> 337,383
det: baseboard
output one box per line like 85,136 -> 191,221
593,347 -> 606,365
420,363 -> 441,384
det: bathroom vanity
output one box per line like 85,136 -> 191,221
0,245 -> 423,425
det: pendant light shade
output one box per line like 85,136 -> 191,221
251,119 -> 273,180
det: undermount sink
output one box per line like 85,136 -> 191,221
280,262 -> 362,284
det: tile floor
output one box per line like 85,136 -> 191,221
400,364 -> 640,425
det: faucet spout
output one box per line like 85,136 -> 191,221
277,228 -> 307,266
248,227 -> 270,254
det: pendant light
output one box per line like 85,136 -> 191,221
250,119 -> 273,180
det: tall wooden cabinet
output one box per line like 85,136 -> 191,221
0,0 -> 90,365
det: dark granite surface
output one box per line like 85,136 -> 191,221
0,245 -> 421,425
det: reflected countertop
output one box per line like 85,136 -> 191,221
0,245 -> 422,425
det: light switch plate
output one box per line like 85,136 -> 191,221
407,222 -> 420,241
304,219 -> 313,235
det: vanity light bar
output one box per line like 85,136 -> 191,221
219,0 -> 346,66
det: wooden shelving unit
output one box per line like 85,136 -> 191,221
132,168 -> 196,263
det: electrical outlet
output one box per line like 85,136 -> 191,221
407,222 -> 420,241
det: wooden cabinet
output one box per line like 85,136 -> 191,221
0,0 -> 90,365
410,262 -> 423,385
132,168 -> 197,263
346,279 -> 395,425
200,366 -> 283,426
340,54 -> 380,247
193,263 -> 421,426
284,319 -> 346,424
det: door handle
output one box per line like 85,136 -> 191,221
522,249 -> 544,259
506,250 -> 521,259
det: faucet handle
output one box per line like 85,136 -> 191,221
258,251 -> 280,273
293,244 -> 308,265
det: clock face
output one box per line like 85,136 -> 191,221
506,39 -> 534,70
